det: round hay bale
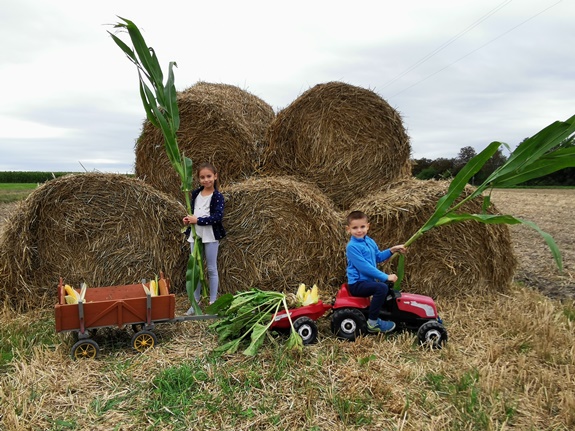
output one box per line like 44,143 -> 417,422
0,173 -> 189,311
349,178 -> 517,298
262,81 -> 412,209
135,81 -> 275,202
219,176 -> 346,297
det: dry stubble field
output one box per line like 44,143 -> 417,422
0,188 -> 574,430
1,188 -> 573,300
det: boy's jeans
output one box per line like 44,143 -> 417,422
348,281 -> 389,321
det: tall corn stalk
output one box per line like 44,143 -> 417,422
394,115 -> 575,287
109,17 -> 205,314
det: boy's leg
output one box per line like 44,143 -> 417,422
348,281 -> 389,321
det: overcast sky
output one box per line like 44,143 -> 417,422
1,0 -> 573,173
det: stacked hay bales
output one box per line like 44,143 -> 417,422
0,173 -> 189,311
262,81 -> 412,210
218,177 -> 346,297
135,81 -> 275,202
350,178 -> 517,297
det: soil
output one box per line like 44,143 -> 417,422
490,188 -> 574,300
1,189 -> 574,300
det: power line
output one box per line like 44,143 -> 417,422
381,0 -> 512,90
389,0 -> 563,98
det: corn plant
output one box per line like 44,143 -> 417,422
208,289 -> 303,356
109,17 -> 205,314
394,115 -> 575,287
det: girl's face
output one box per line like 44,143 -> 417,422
198,168 -> 217,190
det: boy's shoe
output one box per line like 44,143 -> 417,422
367,319 -> 396,334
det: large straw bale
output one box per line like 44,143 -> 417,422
0,173 -> 189,311
218,176 -> 346,296
135,81 -> 275,202
262,81 -> 412,209
350,178 -> 517,297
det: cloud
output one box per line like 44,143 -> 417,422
0,0 -> 573,172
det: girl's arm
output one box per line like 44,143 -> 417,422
196,192 -> 225,226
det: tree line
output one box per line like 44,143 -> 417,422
412,135 -> 575,186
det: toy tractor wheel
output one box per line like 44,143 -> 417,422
131,330 -> 158,353
71,339 -> 100,360
417,321 -> 448,349
293,316 -> 318,345
331,308 -> 367,341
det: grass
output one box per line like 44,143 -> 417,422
0,183 -> 37,203
0,286 -> 574,431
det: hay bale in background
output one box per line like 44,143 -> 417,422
350,178 -> 517,297
262,81 -> 412,210
135,81 -> 275,202
0,174 -> 189,311
218,176 -> 347,296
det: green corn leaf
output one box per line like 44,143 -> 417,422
185,253 -> 202,315
420,141 -> 501,233
182,156 -> 194,193
434,212 -> 562,270
165,61 -> 180,131
243,322 -> 270,356
393,253 -> 406,290
138,81 -> 160,128
285,330 -> 303,353
204,293 -> 234,315
493,148 -> 575,187
214,339 -> 241,355
118,17 -> 164,86
487,115 -> 575,183
108,32 -> 137,64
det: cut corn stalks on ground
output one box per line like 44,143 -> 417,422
296,283 -> 319,306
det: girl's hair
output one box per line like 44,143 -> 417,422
197,162 -> 219,189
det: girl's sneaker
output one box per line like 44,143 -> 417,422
367,319 -> 396,333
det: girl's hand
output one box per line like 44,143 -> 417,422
183,215 -> 198,225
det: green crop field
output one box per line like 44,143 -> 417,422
0,183 -> 37,203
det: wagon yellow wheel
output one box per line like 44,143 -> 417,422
131,330 -> 158,353
71,339 -> 100,359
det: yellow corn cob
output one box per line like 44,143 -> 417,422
64,284 -> 79,301
149,280 -> 157,297
302,289 -> 314,306
310,284 -> 319,304
64,295 -> 78,305
296,283 -> 307,304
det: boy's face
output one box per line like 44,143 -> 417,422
346,217 -> 370,239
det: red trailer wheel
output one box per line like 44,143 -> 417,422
132,330 -> 158,352
71,339 -> 100,359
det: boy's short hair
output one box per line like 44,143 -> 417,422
346,210 -> 369,225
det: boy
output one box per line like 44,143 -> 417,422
345,210 -> 406,333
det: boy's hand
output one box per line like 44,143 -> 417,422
387,274 -> 398,282
390,245 -> 406,254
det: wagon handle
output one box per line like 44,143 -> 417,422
141,279 -> 153,326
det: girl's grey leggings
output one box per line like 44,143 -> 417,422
192,241 -> 220,303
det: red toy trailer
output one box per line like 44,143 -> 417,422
55,274 -> 215,359
270,300 -> 332,344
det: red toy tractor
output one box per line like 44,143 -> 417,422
271,282 -> 447,348
330,282 -> 447,348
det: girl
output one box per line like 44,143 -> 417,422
182,162 -> 226,314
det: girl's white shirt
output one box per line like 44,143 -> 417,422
188,192 -> 216,243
